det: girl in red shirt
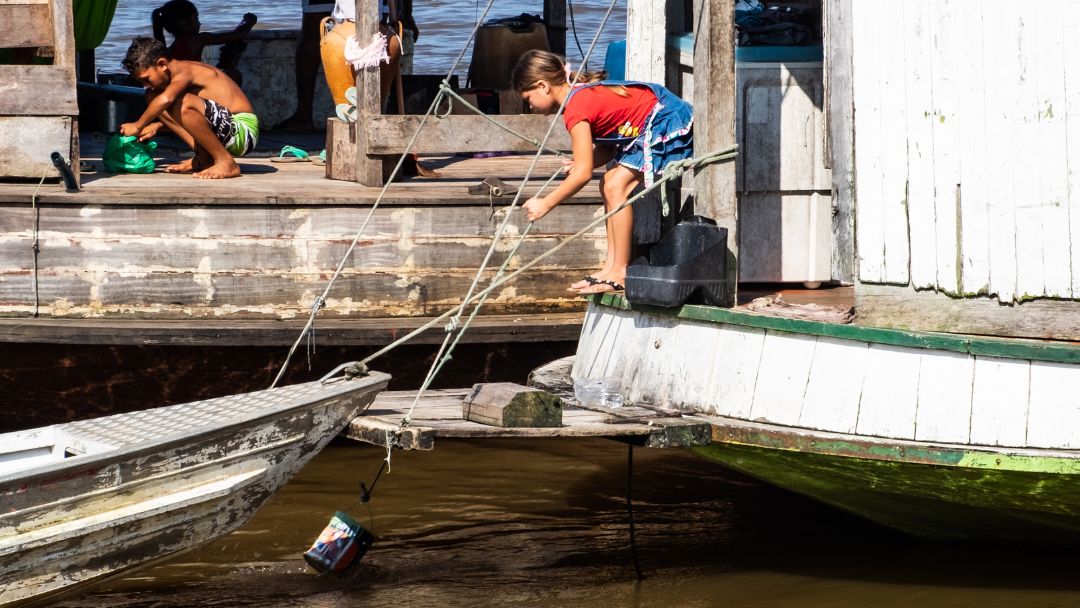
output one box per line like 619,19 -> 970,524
513,50 -> 693,294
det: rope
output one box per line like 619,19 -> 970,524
359,145 -> 738,374
394,0 -> 624,428
270,0 -> 501,389
30,167 -> 48,318
626,443 -> 643,580
435,84 -> 567,158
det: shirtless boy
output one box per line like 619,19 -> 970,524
120,37 -> 258,179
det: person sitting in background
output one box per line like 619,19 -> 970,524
120,37 -> 259,179
152,0 -> 256,86
273,0 -> 334,130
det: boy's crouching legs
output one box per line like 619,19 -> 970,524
176,94 -> 241,179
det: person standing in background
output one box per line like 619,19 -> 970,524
274,0 -> 334,129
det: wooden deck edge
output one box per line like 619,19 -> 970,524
0,312 -> 585,346
590,293 -> 1080,364
344,387 -> 711,450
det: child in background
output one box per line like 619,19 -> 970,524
120,37 -> 259,179
512,50 -> 694,294
152,0 -> 256,86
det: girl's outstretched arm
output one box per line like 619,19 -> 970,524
194,13 -> 257,46
523,122 -> 594,222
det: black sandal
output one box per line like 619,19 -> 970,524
578,276 -> 624,293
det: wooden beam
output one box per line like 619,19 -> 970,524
0,116 -> 72,178
0,66 -> 77,116
354,0 -> 385,185
543,0 -> 566,56
855,284 -> 1080,342
692,0 -> 737,306
0,312 -> 586,346
362,115 -> 571,154
626,0 -> 666,83
0,4 -> 51,48
824,0 -> 854,283
51,0 -> 76,69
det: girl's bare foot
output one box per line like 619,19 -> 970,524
194,159 -> 242,179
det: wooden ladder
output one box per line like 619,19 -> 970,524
0,0 -> 79,183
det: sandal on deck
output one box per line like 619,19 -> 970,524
575,276 -> 624,294
270,145 -> 310,163
311,149 -> 327,166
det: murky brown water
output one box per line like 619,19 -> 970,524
52,438 -> 1080,608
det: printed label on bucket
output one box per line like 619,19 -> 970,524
303,511 -> 374,574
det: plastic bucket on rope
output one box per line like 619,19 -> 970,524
303,511 -> 374,574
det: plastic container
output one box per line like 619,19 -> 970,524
603,39 -> 627,80
625,216 -> 728,307
573,376 -> 624,408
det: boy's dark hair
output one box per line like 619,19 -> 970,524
123,37 -> 169,73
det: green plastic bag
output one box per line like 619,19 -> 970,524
103,135 -> 157,174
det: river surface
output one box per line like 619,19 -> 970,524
97,0 -> 627,76
49,435 -> 1080,608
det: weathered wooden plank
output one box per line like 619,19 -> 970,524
854,283 -> 1080,341
655,317 -> 719,409
969,356 -> 1030,447
362,115 -> 571,155
1025,360 -> 1080,449
0,4 -> 52,48
0,117 -> 73,180
324,117 -> 357,182
875,5 -> 910,287
1066,3 -> 1080,299
748,331 -> 816,426
626,0 -> 665,83
738,193 -> 831,282
0,66 -> 78,116
854,344 -> 921,440
0,235 -> 604,275
798,336 -> 869,435
902,0 -> 938,290
913,350 -> 974,444
462,383 -> 561,427
955,4 -> 991,297
352,0 -> 383,186
982,1 -> 1019,302
851,0 -> 885,283
825,0 -> 855,283
343,416 -> 434,450
692,0 -> 736,305
1034,1 -> 1071,298
1010,6 -> 1045,301
704,323 -> 765,419
0,268 -> 595,317
0,313 -> 583,346
0,203 -> 605,237
929,0 -> 961,294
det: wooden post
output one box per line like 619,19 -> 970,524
824,0 -> 854,283
692,0 -> 736,306
543,0 -> 566,57
354,0 -> 385,186
626,0 -> 666,83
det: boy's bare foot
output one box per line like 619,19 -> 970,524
194,159 -> 242,179
165,158 -> 195,173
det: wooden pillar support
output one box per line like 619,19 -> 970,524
354,0 -> 386,186
824,0 -> 855,283
626,0 -> 667,83
543,0 -> 566,57
692,0 -> 736,306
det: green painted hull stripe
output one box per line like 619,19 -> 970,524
592,294 -> 1080,364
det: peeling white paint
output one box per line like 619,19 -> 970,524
177,209 -> 209,219
78,206 -> 102,217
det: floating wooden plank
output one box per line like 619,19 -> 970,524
345,388 -> 712,450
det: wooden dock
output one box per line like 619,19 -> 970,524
0,135 -> 606,346
347,386 -> 712,451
